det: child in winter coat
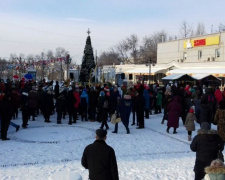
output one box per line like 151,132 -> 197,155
185,107 -> 197,141
202,159 -> 225,180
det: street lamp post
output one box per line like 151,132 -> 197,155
146,57 -> 156,85
66,54 -> 72,80
77,65 -> 80,82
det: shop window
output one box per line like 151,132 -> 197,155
198,50 -> 202,60
129,74 -> 133,80
215,49 -> 220,58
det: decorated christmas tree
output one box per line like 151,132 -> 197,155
79,29 -> 96,83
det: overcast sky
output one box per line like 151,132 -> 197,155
0,0 -> 224,64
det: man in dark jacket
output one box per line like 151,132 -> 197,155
135,90 -> 145,129
81,129 -> 119,180
190,122 -> 224,180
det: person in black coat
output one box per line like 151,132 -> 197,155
135,90 -> 145,129
66,87 -> 76,125
89,87 -> 98,121
55,88 -> 66,124
81,129 -> 119,180
41,89 -> 54,123
195,95 -> 212,126
190,122 -> 224,180
0,92 -> 14,140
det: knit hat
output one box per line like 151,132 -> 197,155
96,129 -> 107,138
189,108 -> 194,113
100,91 -> 105,96
201,122 -> 210,130
104,87 -> 109,91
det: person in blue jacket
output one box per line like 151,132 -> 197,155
143,87 -> 150,119
113,93 -> 132,134
80,89 -> 89,121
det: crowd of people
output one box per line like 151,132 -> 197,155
1,78 -> 225,179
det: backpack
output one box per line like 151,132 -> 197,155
103,100 -> 108,108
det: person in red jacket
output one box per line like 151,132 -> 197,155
214,87 -> 223,107
73,88 -> 80,123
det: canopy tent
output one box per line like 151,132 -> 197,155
191,74 -> 221,81
166,68 -> 225,77
162,73 -> 195,81
125,68 -> 165,75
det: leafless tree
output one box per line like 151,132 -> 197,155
218,23 -> 225,32
114,40 -> 129,64
98,48 -> 121,65
55,47 -> 69,58
126,34 -> 140,64
179,21 -> 193,38
140,31 -> 167,63
195,22 -> 206,36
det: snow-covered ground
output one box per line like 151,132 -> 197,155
0,111 -> 211,180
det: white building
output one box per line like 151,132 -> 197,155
109,32 -> 225,86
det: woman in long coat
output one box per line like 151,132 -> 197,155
214,99 -> 225,142
143,88 -> 150,119
167,95 -> 182,134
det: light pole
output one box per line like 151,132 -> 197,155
77,65 -> 80,82
145,57 -> 155,85
66,54 -> 72,79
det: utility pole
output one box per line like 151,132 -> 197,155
95,50 -> 97,83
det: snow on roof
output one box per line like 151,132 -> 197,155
125,68 -> 164,74
167,68 -> 225,74
162,73 -> 188,80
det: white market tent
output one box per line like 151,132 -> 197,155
162,73 -> 195,81
166,68 -> 225,77
191,74 -> 221,81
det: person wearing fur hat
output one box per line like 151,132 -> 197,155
202,159 -> 225,180
214,98 -> 225,142
190,122 -> 224,180
185,107 -> 197,141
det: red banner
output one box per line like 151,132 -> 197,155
194,39 -> 206,47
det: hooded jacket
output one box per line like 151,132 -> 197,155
190,129 -> 224,174
203,166 -> 225,180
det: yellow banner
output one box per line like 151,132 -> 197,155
183,36 -> 220,48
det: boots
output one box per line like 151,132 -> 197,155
188,135 -> 192,141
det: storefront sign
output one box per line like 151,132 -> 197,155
184,36 -> 220,48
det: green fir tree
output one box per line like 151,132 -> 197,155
79,30 -> 96,83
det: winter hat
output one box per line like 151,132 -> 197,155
100,91 -> 105,96
124,94 -> 131,100
96,129 -> 107,138
22,92 -> 28,96
201,122 -> 210,130
104,87 -> 109,91
189,108 -> 194,113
